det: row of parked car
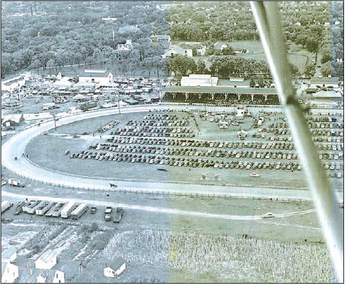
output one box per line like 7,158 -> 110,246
106,137 -> 297,150
70,150 -> 307,171
90,144 -> 302,160
110,126 -> 195,138
127,119 -> 189,127
97,119 -> 120,133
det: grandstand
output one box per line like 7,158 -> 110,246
163,86 -> 279,105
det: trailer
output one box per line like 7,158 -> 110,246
45,203 -> 62,217
70,204 -> 88,220
28,201 -> 46,214
1,201 -> 13,213
22,200 -> 40,213
51,203 -> 67,217
36,202 -> 56,216
60,201 -> 76,219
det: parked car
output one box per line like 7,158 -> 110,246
104,206 -> 112,221
90,206 -> 97,214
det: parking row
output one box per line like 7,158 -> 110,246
126,119 -> 189,127
269,122 -> 343,129
90,143 -> 345,162
97,119 -> 120,133
265,128 -> 343,137
110,127 -> 195,138
70,151 -> 305,171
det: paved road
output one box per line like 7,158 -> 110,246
2,104 -> 341,201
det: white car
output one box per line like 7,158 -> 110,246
250,172 -> 260,177
261,212 -> 275,218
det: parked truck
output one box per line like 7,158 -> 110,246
1,201 -> 13,213
36,202 -> 56,216
60,201 -> 76,219
70,204 -> 88,220
7,179 -> 25,188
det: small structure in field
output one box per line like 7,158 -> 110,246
35,249 -> 58,270
52,270 -> 65,283
103,258 -> 126,278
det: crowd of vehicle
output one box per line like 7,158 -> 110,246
1,199 -> 124,223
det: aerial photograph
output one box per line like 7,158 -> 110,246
1,1 -> 344,283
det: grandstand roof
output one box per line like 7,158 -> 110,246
165,86 -> 277,95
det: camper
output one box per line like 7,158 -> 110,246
60,201 -> 76,219
1,200 -> 13,213
36,202 -> 56,216
70,203 -> 88,220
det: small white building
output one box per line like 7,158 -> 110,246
35,249 -> 58,270
1,261 -> 19,283
52,270 -> 65,283
117,40 -> 133,51
104,258 -> 126,278
78,70 -> 113,86
181,74 -> 219,87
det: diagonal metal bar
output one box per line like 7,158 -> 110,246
250,1 -> 343,282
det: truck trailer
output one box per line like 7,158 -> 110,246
70,204 -> 88,220
36,202 -> 56,216
60,201 -> 76,219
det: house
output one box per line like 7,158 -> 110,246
2,247 -> 17,263
104,258 -> 126,278
181,74 -> 219,87
78,70 -> 113,86
52,270 -> 65,283
2,114 -> 24,129
150,35 -> 171,48
35,249 -> 58,270
117,40 -> 133,51
196,46 -> 206,56
2,261 -> 19,283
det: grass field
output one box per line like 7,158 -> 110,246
26,110 -> 311,189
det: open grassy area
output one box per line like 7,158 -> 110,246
26,110 -> 310,189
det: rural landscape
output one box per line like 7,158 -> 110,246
1,1 -> 344,284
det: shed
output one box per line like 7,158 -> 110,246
52,270 -> 65,283
103,258 -> 126,278
35,249 -> 58,270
